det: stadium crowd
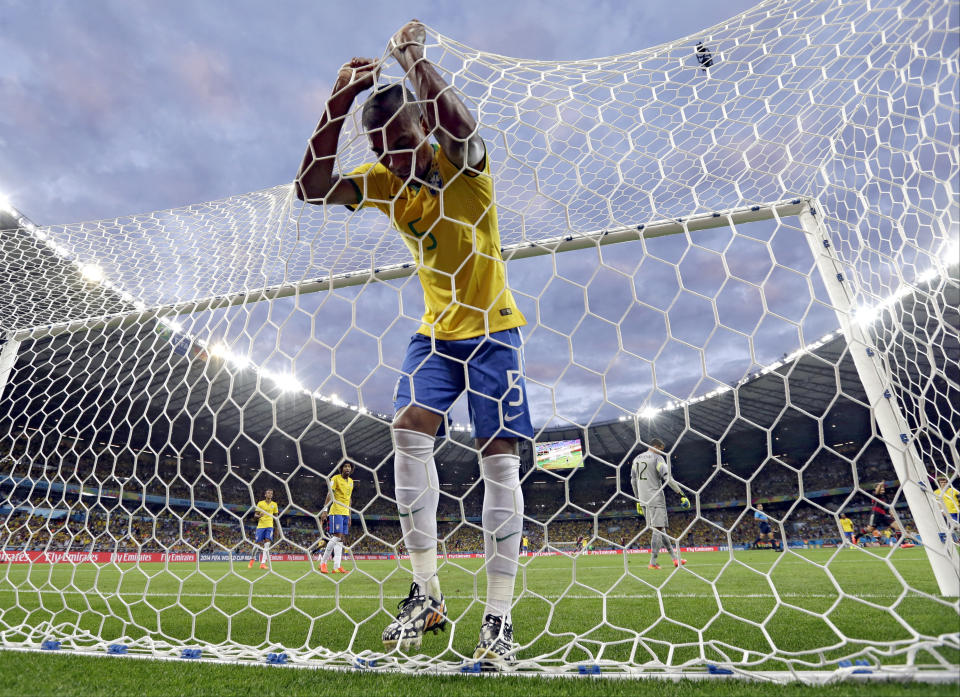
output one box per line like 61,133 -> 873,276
0,435 -> 946,558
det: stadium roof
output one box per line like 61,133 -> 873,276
0,211 -> 139,334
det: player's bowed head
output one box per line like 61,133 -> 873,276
361,83 -> 433,184
296,19 -> 482,206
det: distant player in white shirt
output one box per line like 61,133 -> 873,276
630,438 -> 691,569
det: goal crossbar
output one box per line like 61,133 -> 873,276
12,197 -> 807,342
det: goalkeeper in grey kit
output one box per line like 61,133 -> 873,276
631,438 -> 691,569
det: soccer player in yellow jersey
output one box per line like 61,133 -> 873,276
318,462 -> 355,574
839,513 -> 856,547
295,20 -> 530,664
249,488 -> 279,570
934,475 -> 959,530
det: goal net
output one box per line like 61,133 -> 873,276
0,0 -> 958,683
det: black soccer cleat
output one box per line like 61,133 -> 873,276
472,613 -> 517,667
381,582 -> 447,651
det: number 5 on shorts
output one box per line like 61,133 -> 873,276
506,369 -> 524,407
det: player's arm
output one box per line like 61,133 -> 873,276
940,489 -> 958,518
658,462 -> 682,495
295,58 -> 380,205
932,488 -> 946,515
319,483 -> 334,524
272,506 -> 283,536
390,19 -> 484,170
629,461 -> 643,515
658,461 -> 690,508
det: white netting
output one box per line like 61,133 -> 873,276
0,0 -> 958,683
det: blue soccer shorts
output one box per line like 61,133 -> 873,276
327,514 -> 350,536
255,527 -> 274,543
759,522 -> 771,535
393,328 -> 534,440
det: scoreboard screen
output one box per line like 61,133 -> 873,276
535,439 -> 584,470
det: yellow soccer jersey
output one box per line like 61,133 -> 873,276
935,486 -> 959,514
347,145 -> 526,340
840,517 -> 854,533
256,500 -> 278,529
521,536 -> 530,547
329,474 -> 354,517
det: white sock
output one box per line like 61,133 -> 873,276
485,572 -> 515,619
393,427 -> 440,567
262,547 -> 270,564
409,548 -> 442,599
481,453 -> 523,620
333,539 -> 344,568
321,536 -> 337,564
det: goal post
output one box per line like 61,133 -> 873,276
0,337 -> 19,404
798,203 -> 959,597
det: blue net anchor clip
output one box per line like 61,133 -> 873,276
266,652 -> 288,665
853,659 -> 873,673
181,648 -> 202,659
707,664 -> 734,675
577,664 -> 601,675
354,658 -> 377,670
460,661 -> 483,673
107,644 -> 128,655
41,640 -> 61,651
838,659 -> 872,673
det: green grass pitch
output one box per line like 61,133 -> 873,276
0,548 -> 956,695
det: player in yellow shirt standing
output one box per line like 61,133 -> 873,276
249,488 -> 279,570
934,475 -> 959,540
839,513 -> 856,548
295,20 -> 531,665
319,462 -> 355,574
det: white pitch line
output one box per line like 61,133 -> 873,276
0,589 -> 930,600
520,557 -> 925,569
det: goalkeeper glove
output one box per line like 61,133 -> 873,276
680,496 -> 691,509
636,503 -> 645,516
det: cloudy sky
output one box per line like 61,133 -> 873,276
1,0 -> 850,427
1,0 -> 761,224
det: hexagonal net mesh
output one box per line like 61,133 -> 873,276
0,0 -> 958,683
